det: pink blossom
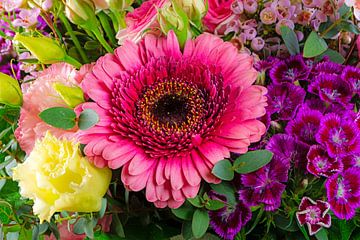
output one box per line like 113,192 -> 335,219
275,19 -> 295,35
251,37 -> 265,51
77,31 -> 267,208
243,0 -> 258,14
203,0 -> 234,33
1,0 -> 23,12
116,0 -> 167,44
12,8 -> 40,28
231,0 -> 244,14
243,27 -> 257,40
15,63 -> 82,154
345,0 -> 360,20
260,7 -> 277,25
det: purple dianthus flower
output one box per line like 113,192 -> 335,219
306,145 -> 342,177
269,55 -> 309,84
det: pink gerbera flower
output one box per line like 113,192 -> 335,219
15,63 -> 82,154
78,31 -> 267,208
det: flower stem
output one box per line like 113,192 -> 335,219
64,55 -> 82,68
92,28 -> 114,53
59,12 -> 89,63
97,11 -> 117,46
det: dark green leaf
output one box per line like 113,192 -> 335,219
113,214 -> 125,238
303,31 -> 328,58
210,182 -> 236,206
280,26 -> 300,55
192,209 -> 209,239
182,221 -> 193,240
32,225 -> 40,240
316,49 -> 345,64
296,218 -> 311,240
78,109 -> 99,130
315,228 -> 328,240
211,160 -> 234,181
49,221 -> 60,240
339,4 -> 351,17
274,213 -> 298,232
233,150 -> 273,174
205,199 -> 225,211
39,107 -> 76,130
171,202 -> 195,220
339,219 -> 355,240
339,20 -> 360,34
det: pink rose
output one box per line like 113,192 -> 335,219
203,0 -> 234,33
116,0 -> 167,44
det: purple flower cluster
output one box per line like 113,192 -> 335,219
262,55 -> 360,223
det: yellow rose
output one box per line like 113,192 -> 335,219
12,132 -> 112,223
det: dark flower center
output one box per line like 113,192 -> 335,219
153,94 -> 189,125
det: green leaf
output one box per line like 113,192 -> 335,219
339,20 -> 360,34
280,26 -> 300,55
171,202 -> 195,220
52,83 -> 85,108
192,209 -> 209,239
99,198 -> 107,218
303,31 -> 328,58
339,219 -> 355,240
73,218 -> 86,234
205,199 -> 225,211
0,201 -> 13,224
48,221 -> 60,240
78,109 -> 99,130
181,221 -> 193,240
188,195 -> 204,208
211,160 -> 234,181
210,182 -> 236,206
39,107 -> 76,130
339,4 -> 351,17
315,228 -> 328,240
233,150 -> 273,174
296,218 -> 311,240
113,214 -> 125,238
316,49 -> 345,64
84,218 -> 94,239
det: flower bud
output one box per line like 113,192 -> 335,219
53,83 -> 85,108
173,0 -> 206,26
251,37 -> 265,51
158,1 -> 190,46
14,34 -> 67,64
65,0 -> 98,29
0,73 -> 22,106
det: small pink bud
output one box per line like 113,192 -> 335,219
260,7 -> 277,25
251,37 -> 265,51
244,27 -> 257,40
231,0 -> 243,14
243,0 -> 258,14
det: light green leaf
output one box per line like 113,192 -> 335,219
315,228 -> 328,240
303,31 -> 328,58
53,83 -> 84,108
78,109 -> 99,130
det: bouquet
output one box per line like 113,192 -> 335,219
0,0 -> 359,239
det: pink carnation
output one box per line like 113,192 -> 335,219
78,31 -> 267,208
116,0 -> 167,44
15,63 -> 81,154
203,0 -> 234,34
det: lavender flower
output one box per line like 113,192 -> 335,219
12,8 -> 41,28
306,145 -> 342,177
316,113 -> 360,157
296,197 -> 331,236
286,107 -> 323,145
325,167 -> 360,220
266,83 -> 306,120
308,73 -> 353,107
208,191 -> 251,240
239,156 -> 289,211
269,55 -> 309,84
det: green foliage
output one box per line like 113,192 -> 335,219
303,31 -> 328,58
78,109 -> 99,130
212,159 -> 234,181
280,26 -> 300,55
171,202 -> 195,220
39,107 -> 76,130
192,209 -> 209,239
233,150 -> 273,174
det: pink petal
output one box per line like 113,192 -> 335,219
182,155 -> 201,186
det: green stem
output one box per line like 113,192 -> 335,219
64,55 -> 82,68
98,11 -> 117,46
59,12 -> 89,63
92,28 -> 114,53
320,19 -> 341,38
